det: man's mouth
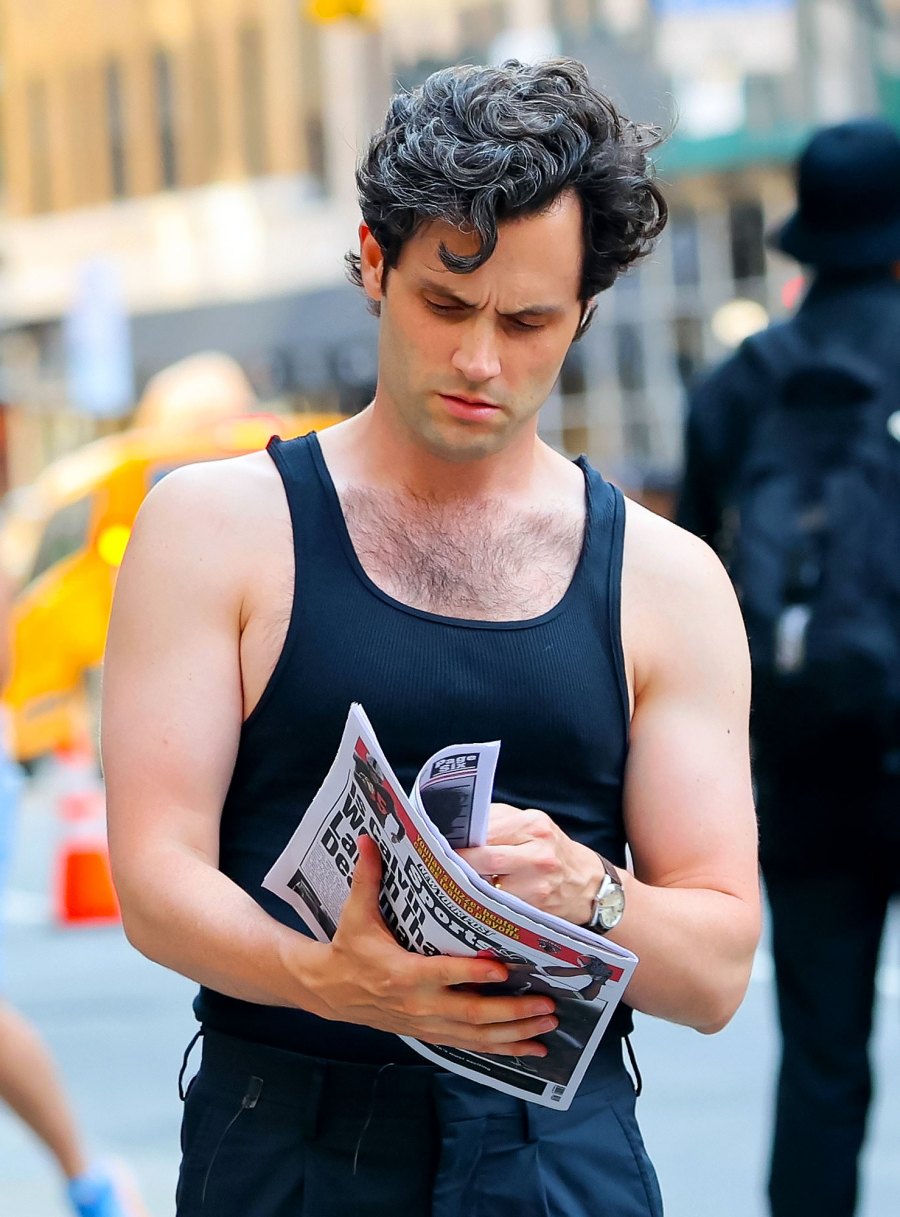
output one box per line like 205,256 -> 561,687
437,393 -> 503,420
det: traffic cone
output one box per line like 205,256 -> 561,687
53,756 -> 120,925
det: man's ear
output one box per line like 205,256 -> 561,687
576,297 -> 597,339
359,224 -> 386,301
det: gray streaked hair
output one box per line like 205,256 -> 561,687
346,58 -> 668,337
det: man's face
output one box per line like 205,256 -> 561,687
359,192 -> 586,463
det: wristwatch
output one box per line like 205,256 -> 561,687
586,855 -> 625,933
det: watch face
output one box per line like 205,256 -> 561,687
598,887 -> 625,929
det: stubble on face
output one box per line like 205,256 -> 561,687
371,193 -> 586,466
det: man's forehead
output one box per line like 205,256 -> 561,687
413,274 -> 571,317
414,195 -> 579,256
401,208 -> 583,304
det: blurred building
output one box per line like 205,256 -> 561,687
0,0 -> 898,488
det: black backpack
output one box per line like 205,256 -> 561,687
727,337 -> 900,749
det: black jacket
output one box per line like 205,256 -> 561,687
677,268 -> 900,550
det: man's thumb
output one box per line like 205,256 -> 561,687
348,833 -> 383,903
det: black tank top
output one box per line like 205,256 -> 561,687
195,432 -> 632,1061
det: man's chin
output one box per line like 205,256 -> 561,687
419,429 -> 507,464
408,411 -> 516,463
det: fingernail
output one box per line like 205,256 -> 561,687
486,969 -> 505,982
539,1017 -> 558,1032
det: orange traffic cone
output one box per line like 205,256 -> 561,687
54,786 -> 120,926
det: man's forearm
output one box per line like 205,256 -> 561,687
113,842 -> 331,1013
607,874 -> 760,1034
113,835 -> 562,1057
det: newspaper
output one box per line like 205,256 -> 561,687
263,703 -> 638,1110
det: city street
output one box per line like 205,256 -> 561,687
1,6 -> 898,1217
2,777 -> 899,1217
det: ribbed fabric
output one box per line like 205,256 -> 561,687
196,432 -> 631,1061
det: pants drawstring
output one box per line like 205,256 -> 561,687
201,1076 -> 263,1207
623,1033 -> 643,1097
352,1062 -> 394,1175
179,1030 -> 204,1102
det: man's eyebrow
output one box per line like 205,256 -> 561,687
418,280 -> 565,317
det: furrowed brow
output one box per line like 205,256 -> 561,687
419,280 -> 475,307
498,303 -> 565,319
419,279 -> 564,318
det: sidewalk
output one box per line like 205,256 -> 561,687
3,773 -> 899,1216
1,772 -> 192,1217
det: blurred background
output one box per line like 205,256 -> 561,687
0,2 -> 898,1214
2,0 -> 900,485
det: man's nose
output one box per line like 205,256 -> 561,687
451,322 -> 502,384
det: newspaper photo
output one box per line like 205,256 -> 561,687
263,703 -> 638,1110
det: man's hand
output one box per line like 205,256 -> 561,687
458,803 -> 603,926
295,836 -> 558,1056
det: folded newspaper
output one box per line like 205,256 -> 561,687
263,703 -> 638,1110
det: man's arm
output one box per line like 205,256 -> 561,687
460,503 -> 760,1034
102,458 -> 558,1056
610,503 -> 760,1031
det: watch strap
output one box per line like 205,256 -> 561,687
598,854 -> 621,885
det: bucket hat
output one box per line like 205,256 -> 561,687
771,118 -> 900,269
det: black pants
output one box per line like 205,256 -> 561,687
757,748 -> 900,1217
176,1029 -> 663,1217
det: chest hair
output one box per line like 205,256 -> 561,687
340,486 -> 585,620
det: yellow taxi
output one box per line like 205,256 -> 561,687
0,403 -> 342,762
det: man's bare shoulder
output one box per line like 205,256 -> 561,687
622,496 -> 730,597
131,450 -> 284,549
121,451 -> 289,622
621,497 -> 748,689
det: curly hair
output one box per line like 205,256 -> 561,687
346,58 -> 668,337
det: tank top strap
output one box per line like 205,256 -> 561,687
265,432 -> 341,568
576,456 -> 626,589
576,457 -> 629,735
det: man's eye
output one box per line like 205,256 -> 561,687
426,300 -> 460,314
510,317 -> 544,331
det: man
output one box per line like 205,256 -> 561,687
678,118 -> 900,1217
103,59 -> 759,1217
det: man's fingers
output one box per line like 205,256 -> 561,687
420,1014 -> 556,1056
337,836 -> 559,1056
431,953 -> 511,989
456,844 -> 527,877
421,968 -> 558,1040
477,1013 -> 558,1045
443,988 -> 555,1026
478,1040 -> 549,1058
431,1038 -> 549,1058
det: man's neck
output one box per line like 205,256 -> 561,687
324,402 -> 554,504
